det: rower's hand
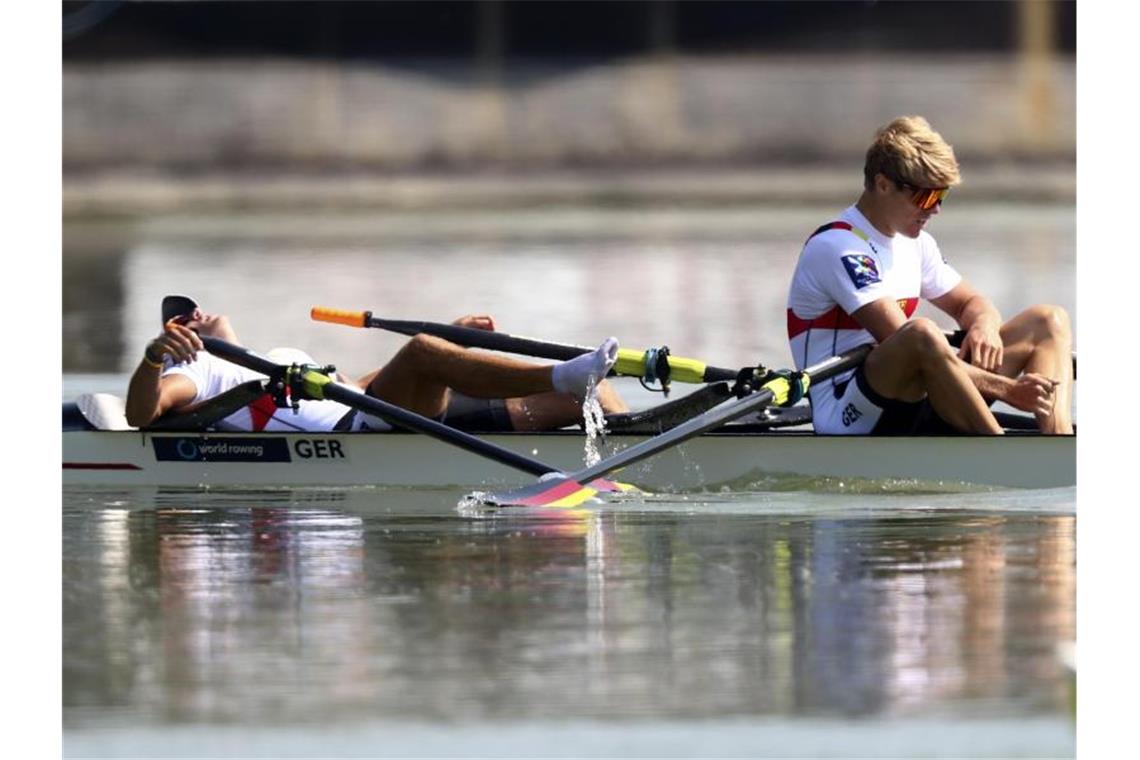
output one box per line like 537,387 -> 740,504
958,323 -> 1004,372
452,314 -> 496,332
1006,373 -> 1058,417
146,320 -> 204,365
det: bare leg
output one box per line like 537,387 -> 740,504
995,305 -> 1074,434
358,334 -> 556,418
504,380 -> 630,432
863,318 -> 1004,434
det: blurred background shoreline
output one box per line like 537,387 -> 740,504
65,163 -> 1076,218
64,2 -> 1074,217
63,1 -> 1076,377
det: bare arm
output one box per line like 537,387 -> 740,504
124,322 -> 204,427
928,286 -> 1056,416
125,366 -> 198,428
851,298 -> 909,343
960,362 -> 1057,417
854,294 -> 1052,415
930,280 -> 1004,371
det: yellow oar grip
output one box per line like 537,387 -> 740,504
663,356 -> 710,385
613,349 -> 647,378
311,306 -> 367,328
299,368 -> 334,399
762,377 -> 791,406
760,374 -> 812,406
614,348 -> 709,384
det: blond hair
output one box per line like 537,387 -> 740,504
863,116 -> 961,190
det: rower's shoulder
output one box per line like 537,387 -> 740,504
800,224 -> 867,260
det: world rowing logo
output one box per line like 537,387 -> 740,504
841,254 -> 881,289
176,439 -> 199,460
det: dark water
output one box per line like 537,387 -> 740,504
63,485 -> 1075,757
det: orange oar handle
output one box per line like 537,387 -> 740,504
311,306 -> 368,328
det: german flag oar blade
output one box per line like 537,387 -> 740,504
478,476 -> 640,508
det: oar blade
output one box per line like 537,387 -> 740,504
475,475 -> 640,508
587,478 -> 640,495
477,475 -> 600,508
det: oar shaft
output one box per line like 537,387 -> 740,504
568,345 -> 872,485
311,307 -> 739,383
318,383 -> 559,477
199,336 -> 561,478
313,307 -> 590,359
198,337 -> 281,377
387,317 -> 591,361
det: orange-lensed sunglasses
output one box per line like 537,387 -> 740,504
896,180 -> 949,211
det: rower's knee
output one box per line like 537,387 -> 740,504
896,318 -> 954,364
396,333 -> 452,364
1026,304 -> 1072,344
381,334 -> 461,385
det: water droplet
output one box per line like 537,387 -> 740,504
580,376 -> 608,467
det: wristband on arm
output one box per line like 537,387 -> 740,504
143,344 -> 165,369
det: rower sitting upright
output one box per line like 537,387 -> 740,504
786,115 -> 1073,435
124,295 -> 627,432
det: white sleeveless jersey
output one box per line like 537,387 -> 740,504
786,205 -> 961,410
163,349 -> 363,431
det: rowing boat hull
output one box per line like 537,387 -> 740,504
62,428 -> 1075,490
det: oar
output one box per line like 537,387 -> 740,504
477,344 -> 873,507
197,335 -> 633,506
311,307 -> 739,385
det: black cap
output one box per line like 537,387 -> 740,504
161,295 -> 199,324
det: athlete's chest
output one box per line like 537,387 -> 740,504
840,241 -> 922,293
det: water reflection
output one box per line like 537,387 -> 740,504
62,204 -> 1075,374
63,490 -> 1075,726
61,245 -> 126,371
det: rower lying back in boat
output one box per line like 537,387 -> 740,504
128,295 -> 627,435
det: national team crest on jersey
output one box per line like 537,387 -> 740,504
841,254 -> 881,288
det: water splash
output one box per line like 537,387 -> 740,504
456,492 -> 496,518
580,376 -> 607,467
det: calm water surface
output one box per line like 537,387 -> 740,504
63,202 -> 1075,378
63,203 -> 1075,757
63,485 -> 1075,758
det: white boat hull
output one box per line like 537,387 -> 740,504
62,428 -> 1075,490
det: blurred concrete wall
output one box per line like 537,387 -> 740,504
63,54 -> 1074,171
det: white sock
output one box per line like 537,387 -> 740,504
552,337 -> 619,396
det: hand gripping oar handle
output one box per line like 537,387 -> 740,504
311,307 -> 738,384
198,335 -> 563,478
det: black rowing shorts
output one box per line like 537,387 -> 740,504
333,393 -> 514,433
437,393 -> 514,432
825,365 -> 964,435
